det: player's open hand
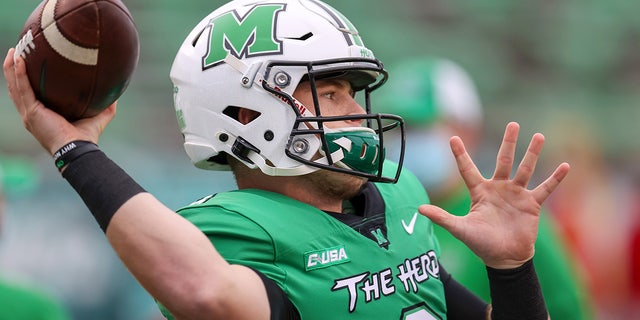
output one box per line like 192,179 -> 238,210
3,48 -> 115,156
418,122 -> 570,269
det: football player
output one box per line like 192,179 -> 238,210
4,0 -> 569,319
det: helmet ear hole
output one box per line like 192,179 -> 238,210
223,106 -> 262,125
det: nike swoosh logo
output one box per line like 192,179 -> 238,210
402,212 -> 419,235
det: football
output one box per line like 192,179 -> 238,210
14,0 -> 139,121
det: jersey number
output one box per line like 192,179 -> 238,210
400,302 -> 441,320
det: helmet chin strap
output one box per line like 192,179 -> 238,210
246,151 -> 320,176
245,134 -> 352,177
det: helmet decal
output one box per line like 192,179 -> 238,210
307,0 -> 363,47
202,4 -> 286,69
171,0 -> 406,183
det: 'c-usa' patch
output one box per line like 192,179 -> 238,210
304,245 -> 350,271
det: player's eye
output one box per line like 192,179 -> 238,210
321,92 -> 335,100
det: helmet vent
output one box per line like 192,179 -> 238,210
284,32 -> 313,41
191,27 -> 207,47
222,106 -> 240,121
223,106 -> 261,124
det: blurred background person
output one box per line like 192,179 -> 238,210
542,111 -> 636,319
630,170 -> 640,319
378,57 -> 594,320
0,155 -> 70,320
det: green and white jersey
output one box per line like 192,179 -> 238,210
169,162 -> 446,319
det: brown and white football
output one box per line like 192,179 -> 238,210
15,0 -> 139,121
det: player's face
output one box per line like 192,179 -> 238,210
293,78 -> 365,128
293,78 -> 368,200
304,168 -> 366,201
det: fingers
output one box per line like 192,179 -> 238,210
3,48 -> 15,77
493,122 -> 519,180
3,49 -> 18,107
450,135 -> 484,189
532,162 -> 570,204
4,49 -> 117,156
4,48 -> 38,120
4,48 -> 30,120
418,204 -> 459,234
512,133 -> 545,187
85,102 -> 118,137
13,53 -> 37,110
103,102 -> 118,117
451,122 -> 522,190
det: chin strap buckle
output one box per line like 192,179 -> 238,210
232,136 -> 260,164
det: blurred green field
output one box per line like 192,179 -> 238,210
1,0 -> 639,160
0,1 -> 638,319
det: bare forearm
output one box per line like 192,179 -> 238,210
62,149 -> 269,319
106,193 -> 231,313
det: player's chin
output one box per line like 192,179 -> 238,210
310,169 -> 368,199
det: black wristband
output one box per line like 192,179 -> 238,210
62,149 -> 146,232
53,140 -> 100,171
487,259 -> 548,320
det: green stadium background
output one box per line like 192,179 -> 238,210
1,1 -> 638,319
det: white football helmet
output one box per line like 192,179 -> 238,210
170,0 -> 404,183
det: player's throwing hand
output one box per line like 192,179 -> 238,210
3,48 -> 115,156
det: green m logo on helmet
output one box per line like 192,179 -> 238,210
202,4 -> 286,68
